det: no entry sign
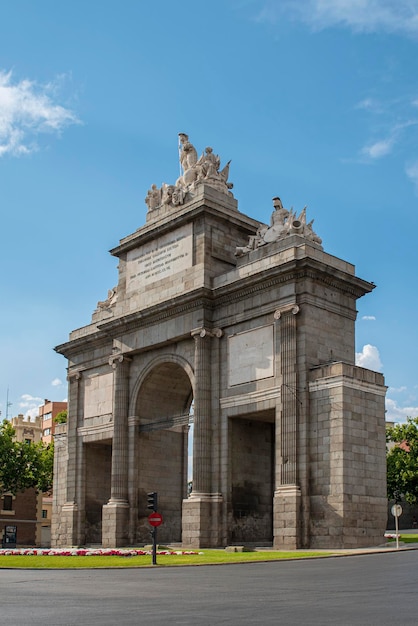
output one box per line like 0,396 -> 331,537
148,512 -> 163,527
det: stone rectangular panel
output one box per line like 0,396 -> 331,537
228,325 -> 274,386
84,373 -> 113,419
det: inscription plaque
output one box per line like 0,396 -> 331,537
127,224 -> 193,292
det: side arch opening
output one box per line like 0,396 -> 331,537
134,360 -> 193,544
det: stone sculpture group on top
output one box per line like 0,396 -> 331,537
97,134 -> 322,315
145,133 -> 233,212
235,196 -> 323,257
144,133 -> 322,257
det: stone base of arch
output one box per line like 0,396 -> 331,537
273,485 -> 302,550
182,494 -> 224,548
56,502 -> 79,548
102,500 -> 130,548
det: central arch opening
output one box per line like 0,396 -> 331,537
134,360 -> 193,544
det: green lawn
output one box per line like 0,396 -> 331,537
0,549 -> 331,569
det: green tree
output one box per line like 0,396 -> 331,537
0,420 -> 54,494
387,417 -> 418,503
54,410 -> 67,424
36,441 -> 54,493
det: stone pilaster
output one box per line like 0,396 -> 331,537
182,327 -> 223,548
273,304 -> 302,549
51,426 -> 69,548
128,415 -> 139,545
102,354 -> 131,547
60,371 -> 82,546
182,424 -> 190,500
189,327 -> 222,495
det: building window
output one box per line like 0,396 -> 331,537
43,428 -> 51,437
43,412 -> 52,422
42,510 -> 48,519
25,438 -> 32,445
3,495 -> 13,511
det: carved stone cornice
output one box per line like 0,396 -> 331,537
274,304 -> 300,320
98,290 -> 215,336
213,258 -> 374,308
55,330 -> 112,359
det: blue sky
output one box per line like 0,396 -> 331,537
1,0 -> 417,423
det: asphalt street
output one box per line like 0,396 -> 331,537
1,550 -> 416,625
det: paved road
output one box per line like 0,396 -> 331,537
1,551 -> 417,625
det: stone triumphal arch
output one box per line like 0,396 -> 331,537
52,134 -> 387,549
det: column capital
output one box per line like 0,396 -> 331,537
109,353 -> 132,368
67,370 -> 82,382
274,304 -> 300,320
191,327 -> 223,339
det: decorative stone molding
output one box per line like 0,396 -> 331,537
220,386 -> 280,410
188,492 -> 223,501
274,485 -> 302,497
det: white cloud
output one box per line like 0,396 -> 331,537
355,344 -> 383,371
256,1 -> 418,37
388,386 -> 407,393
6,392 -> 67,421
356,98 -> 375,110
360,136 -> 395,159
405,160 -> 418,193
51,378 -> 63,387
355,98 -> 384,113
357,119 -> 418,162
362,315 -> 376,320
385,397 -> 418,422
25,407 -> 42,421
19,393 -> 43,405
0,70 -> 80,157
17,394 -> 43,420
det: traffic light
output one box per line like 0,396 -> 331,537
147,491 -> 158,512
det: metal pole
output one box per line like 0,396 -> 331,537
6,386 -> 12,420
152,527 -> 157,565
395,512 -> 399,550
